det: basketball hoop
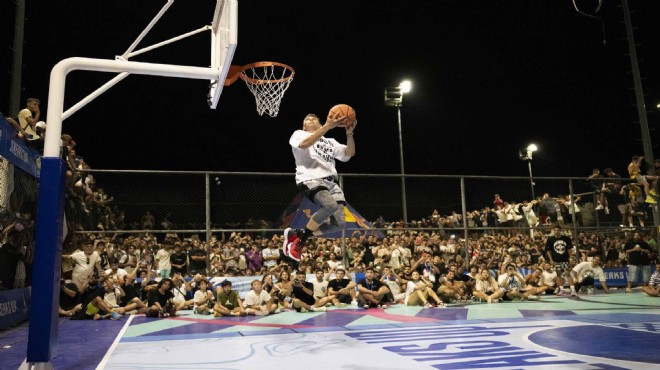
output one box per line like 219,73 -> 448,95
239,61 -> 295,117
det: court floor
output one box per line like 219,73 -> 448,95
3,290 -> 660,370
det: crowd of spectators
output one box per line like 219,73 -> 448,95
1,102 -> 659,322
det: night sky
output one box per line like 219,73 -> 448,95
3,0 -> 660,179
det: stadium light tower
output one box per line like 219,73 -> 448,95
519,144 -> 538,200
385,80 -> 412,224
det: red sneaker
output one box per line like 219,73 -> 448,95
289,238 -> 302,261
282,228 -> 297,257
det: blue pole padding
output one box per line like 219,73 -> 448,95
26,157 -> 67,363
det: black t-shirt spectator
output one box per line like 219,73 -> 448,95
59,282 -> 80,310
170,251 -> 187,275
357,276 -> 384,292
362,242 -> 376,266
148,288 -> 174,307
188,248 -> 207,274
624,239 -> 652,265
292,281 -> 315,305
545,235 -> 573,263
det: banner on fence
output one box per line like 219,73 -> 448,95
0,287 -> 31,330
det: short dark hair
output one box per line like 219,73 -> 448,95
221,280 -> 232,287
27,98 -> 40,104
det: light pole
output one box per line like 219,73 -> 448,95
385,80 -> 412,224
519,144 -> 538,200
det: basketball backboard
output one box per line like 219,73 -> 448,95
208,0 -> 238,109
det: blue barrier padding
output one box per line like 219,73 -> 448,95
0,287 -> 31,330
0,116 -> 41,178
27,157 -> 66,363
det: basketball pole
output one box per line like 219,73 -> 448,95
23,57 -> 221,368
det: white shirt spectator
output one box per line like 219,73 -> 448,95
572,261 -> 605,283
243,289 -> 272,308
262,247 -> 280,269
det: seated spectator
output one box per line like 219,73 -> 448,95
641,261 -> 660,297
570,256 -> 610,295
473,269 -> 504,304
309,268 -> 332,301
58,280 -> 82,317
105,257 -> 128,281
292,270 -> 329,312
192,278 -> 215,315
356,267 -> 391,309
328,266 -> 356,307
171,273 -> 195,310
436,270 -> 467,303
380,266 -> 405,303
79,276 -> 121,320
497,264 -> 539,301
146,278 -> 177,318
522,267 -> 550,296
405,270 -> 444,307
243,279 -> 278,315
214,280 -> 246,316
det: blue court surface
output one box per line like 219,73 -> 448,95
3,290 -> 659,369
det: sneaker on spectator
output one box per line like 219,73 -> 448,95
311,306 -> 327,312
651,189 -> 659,197
526,295 -> 539,301
645,196 -> 656,204
595,204 -> 604,210
570,291 -> 578,297
362,304 -> 369,310
423,302 -> 433,308
625,288 -> 632,293
335,302 -> 348,308
110,311 -> 121,320
587,287 -> 594,294
300,307 -> 309,313
605,207 -> 610,214
553,287 -> 561,294
350,300 -> 358,306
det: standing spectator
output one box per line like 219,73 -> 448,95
155,240 -> 173,279
262,241 -> 280,270
170,243 -> 187,276
63,239 -> 104,291
246,243 -> 263,272
188,241 -> 208,275
641,261 -> 660,297
624,232 -> 653,293
564,194 -> 583,227
545,225 -> 576,295
615,185 -> 633,227
141,211 -> 155,229
540,193 -> 558,225
17,98 -> 41,141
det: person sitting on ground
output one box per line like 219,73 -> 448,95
497,264 -> 539,301
146,278 -> 177,318
405,270 -> 444,307
522,267 -> 551,296
193,278 -> 215,315
79,276 -> 122,320
380,266 -> 405,303
472,269 -> 504,304
58,280 -> 82,317
356,266 -> 391,309
214,280 -> 246,316
540,262 -> 564,295
436,270 -> 467,303
309,268 -> 333,302
328,266 -> 356,307
641,261 -> 660,297
170,272 -> 195,310
570,256 -> 610,295
292,270 -> 329,312
243,279 -> 279,316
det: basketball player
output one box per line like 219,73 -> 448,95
283,111 -> 356,261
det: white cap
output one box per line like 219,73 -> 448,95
35,121 -> 46,129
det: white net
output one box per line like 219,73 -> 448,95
240,62 -> 294,117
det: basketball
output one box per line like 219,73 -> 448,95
329,104 -> 356,128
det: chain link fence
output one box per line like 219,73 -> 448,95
75,169 -> 648,239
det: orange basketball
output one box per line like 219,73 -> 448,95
329,104 -> 356,128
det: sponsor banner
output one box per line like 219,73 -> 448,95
0,117 -> 41,178
0,287 -> 31,330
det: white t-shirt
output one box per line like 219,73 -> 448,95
243,290 -> 272,308
193,290 -> 213,309
262,247 -> 280,268
155,248 -> 172,270
309,278 -> 329,298
17,108 -> 38,139
289,130 -> 350,184
572,261 -> 605,283
541,270 -> 558,287
105,268 -> 128,280
71,250 -> 100,280
404,280 -> 425,304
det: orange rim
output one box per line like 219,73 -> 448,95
239,61 -> 295,84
